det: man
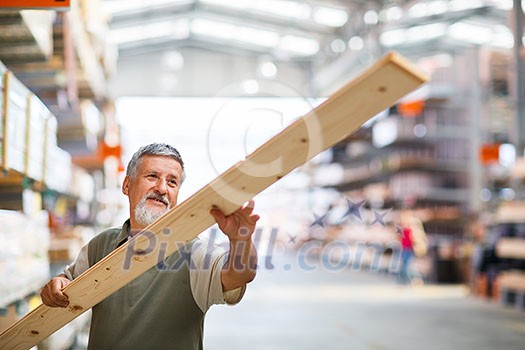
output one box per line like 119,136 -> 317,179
41,143 -> 259,349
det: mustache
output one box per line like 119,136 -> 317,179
144,192 -> 169,206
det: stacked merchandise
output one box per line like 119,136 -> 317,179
1,70 -> 29,174
0,210 -> 50,308
25,94 -> 50,182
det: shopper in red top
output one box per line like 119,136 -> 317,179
398,209 -> 428,285
399,223 -> 415,284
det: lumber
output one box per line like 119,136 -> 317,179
496,238 -> 525,259
0,52 -> 428,350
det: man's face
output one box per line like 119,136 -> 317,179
122,155 -> 183,230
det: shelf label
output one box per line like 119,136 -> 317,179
480,143 -> 500,165
0,0 -> 70,10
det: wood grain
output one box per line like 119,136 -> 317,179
0,52 -> 428,350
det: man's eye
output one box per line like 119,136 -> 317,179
147,174 -> 158,179
168,179 -> 178,187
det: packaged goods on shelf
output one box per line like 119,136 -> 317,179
69,0 -> 106,98
44,146 -> 72,194
70,165 -> 94,202
0,10 -> 54,63
389,171 -> 434,199
0,61 -> 5,153
79,0 -> 113,72
1,71 -> 30,174
0,210 -> 50,307
44,113 -> 57,156
42,114 -> 74,194
48,225 -> 94,263
495,201 -> 525,223
0,303 -> 22,334
25,94 -> 50,182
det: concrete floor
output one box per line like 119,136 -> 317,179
204,253 -> 525,350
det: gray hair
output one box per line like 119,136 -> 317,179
126,143 -> 185,182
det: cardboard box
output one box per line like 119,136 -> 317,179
25,94 -> 49,182
2,71 -> 29,174
0,61 -> 6,168
42,113 -> 57,185
45,146 -> 72,193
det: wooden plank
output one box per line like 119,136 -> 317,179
0,52 -> 428,350
496,238 -> 525,259
498,271 -> 525,291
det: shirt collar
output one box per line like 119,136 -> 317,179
115,219 -> 131,248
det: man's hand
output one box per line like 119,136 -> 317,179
210,200 -> 260,291
210,199 -> 260,241
40,274 -> 71,308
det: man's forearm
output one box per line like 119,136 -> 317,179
221,238 -> 257,291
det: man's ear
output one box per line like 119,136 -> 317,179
122,176 -> 130,195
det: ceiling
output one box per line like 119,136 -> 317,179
99,0 -> 516,97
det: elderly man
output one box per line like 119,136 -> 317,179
41,143 -> 259,350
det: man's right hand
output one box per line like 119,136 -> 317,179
40,274 -> 71,308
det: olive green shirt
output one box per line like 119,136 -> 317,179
65,220 -> 245,350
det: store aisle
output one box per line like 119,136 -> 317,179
204,253 -> 525,350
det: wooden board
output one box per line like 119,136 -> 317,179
0,52 -> 428,350
496,238 -> 525,259
498,271 -> 525,291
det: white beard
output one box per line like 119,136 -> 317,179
133,196 -> 170,227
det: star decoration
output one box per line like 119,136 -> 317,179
288,234 -> 297,244
370,209 -> 389,227
395,225 -> 404,237
341,198 -> 366,221
310,213 -> 327,228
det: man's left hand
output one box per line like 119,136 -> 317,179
210,200 -> 260,241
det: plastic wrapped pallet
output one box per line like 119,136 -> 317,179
19,10 -> 54,59
0,210 -> 50,308
70,165 -> 94,202
42,114 -> 57,188
44,146 -> 72,194
25,94 -> 50,182
2,71 -> 29,174
0,62 -> 5,166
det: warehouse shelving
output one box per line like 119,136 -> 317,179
0,10 -> 54,63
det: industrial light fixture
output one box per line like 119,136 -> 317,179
190,18 -> 280,48
448,21 -> 495,45
380,6 -> 404,22
243,80 -> 260,94
380,28 -> 405,47
363,10 -> 379,25
313,6 -> 349,27
330,39 -> 346,53
348,36 -> 364,51
258,61 -> 277,78
407,22 -> 447,42
488,0 -> 525,11
109,19 -> 190,44
427,0 -> 449,15
279,35 -> 320,56
103,0 -> 191,14
190,19 -> 319,56
448,0 -> 485,11
380,22 -> 447,46
200,0 -> 311,21
162,51 -> 185,71
491,25 -> 514,49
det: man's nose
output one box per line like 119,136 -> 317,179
154,178 -> 168,193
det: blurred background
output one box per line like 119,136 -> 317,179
0,0 -> 524,349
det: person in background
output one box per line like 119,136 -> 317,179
398,209 -> 428,285
40,143 -> 259,350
